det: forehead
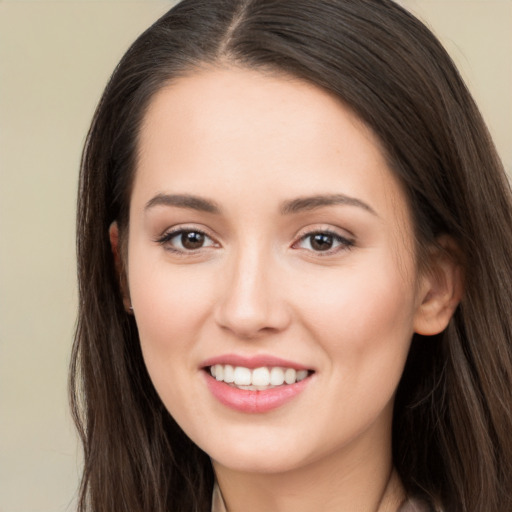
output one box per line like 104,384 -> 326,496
133,66 -> 410,226
139,67 -> 376,156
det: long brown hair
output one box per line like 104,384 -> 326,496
71,1 -> 512,510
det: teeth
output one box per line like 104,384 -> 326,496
284,368 -> 296,384
233,366 -> 252,386
223,364 -> 235,383
251,367 -> 270,386
214,364 -> 223,381
270,367 -> 285,386
296,369 -> 308,382
209,365 -> 310,388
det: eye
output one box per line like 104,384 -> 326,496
157,228 -> 217,252
295,231 -> 354,253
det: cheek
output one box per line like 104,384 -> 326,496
294,264 -> 417,443
128,260 -> 221,426
297,254 -> 417,379
128,250 -> 217,374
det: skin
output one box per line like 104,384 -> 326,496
110,67 -> 461,512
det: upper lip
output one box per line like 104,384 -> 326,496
201,354 -> 312,371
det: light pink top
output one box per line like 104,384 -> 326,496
211,483 -> 432,512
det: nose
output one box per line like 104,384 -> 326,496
214,246 -> 291,339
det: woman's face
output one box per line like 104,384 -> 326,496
124,67 -> 430,475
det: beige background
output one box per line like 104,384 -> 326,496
0,1 -> 510,511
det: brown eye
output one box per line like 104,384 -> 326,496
157,229 -> 217,252
295,231 -> 354,254
181,231 -> 205,249
310,233 -> 334,251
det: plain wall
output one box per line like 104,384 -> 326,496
0,1 -> 510,511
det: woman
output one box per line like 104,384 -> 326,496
70,1 -> 512,511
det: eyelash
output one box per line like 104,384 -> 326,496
293,230 -> 355,255
155,227 -> 355,256
155,227 -> 218,254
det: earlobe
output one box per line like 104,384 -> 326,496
413,236 -> 464,336
109,222 -> 132,313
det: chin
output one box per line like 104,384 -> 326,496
201,432 -> 323,476
212,452 -> 306,475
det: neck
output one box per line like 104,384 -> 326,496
213,423 -> 405,512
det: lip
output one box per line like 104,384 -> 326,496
201,353 -> 311,371
203,372 -> 312,413
201,354 -> 314,414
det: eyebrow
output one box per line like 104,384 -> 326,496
280,194 -> 377,216
144,193 -> 221,214
144,192 -> 377,217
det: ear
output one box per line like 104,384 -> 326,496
109,222 -> 132,313
413,236 -> 464,336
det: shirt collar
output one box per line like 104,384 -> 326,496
211,482 -> 227,512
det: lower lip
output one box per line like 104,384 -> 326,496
204,372 -> 312,413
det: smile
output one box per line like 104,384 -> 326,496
209,364 -> 311,390
203,361 -> 314,413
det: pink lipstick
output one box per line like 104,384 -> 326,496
201,354 -> 314,413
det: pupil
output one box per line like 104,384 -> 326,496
311,233 -> 333,251
182,231 -> 204,249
